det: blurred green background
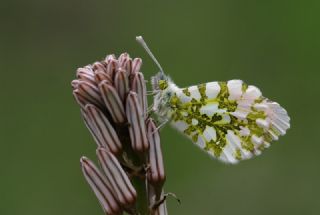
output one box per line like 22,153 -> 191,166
1,0 -> 319,214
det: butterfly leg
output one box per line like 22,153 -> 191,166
152,119 -> 169,134
146,91 -> 155,95
150,192 -> 181,210
146,90 -> 160,96
147,104 -> 155,115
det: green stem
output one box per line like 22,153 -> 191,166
132,177 -> 149,215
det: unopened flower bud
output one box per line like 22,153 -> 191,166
146,118 -> 165,185
80,157 -> 122,215
99,81 -> 126,124
131,72 -> 148,116
85,104 -> 122,155
97,148 -> 137,206
126,92 -> 149,152
114,69 -> 130,102
131,58 -> 142,75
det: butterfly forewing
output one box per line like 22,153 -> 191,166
168,80 -> 290,164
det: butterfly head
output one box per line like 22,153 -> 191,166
158,80 -> 168,90
151,72 -> 170,91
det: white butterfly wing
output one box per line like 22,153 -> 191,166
169,80 -> 290,164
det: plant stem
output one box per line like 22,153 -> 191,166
132,177 -> 149,215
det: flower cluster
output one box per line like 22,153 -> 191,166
72,53 -> 167,215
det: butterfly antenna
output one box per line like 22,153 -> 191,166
136,36 -> 165,75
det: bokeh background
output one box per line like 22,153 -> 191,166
1,1 -> 319,215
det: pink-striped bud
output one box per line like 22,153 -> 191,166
146,118 -> 165,185
80,109 -> 101,147
76,68 -> 96,86
114,69 -> 130,102
126,92 -> 149,152
131,72 -> 148,117
76,81 -> 104,108
99,81 -> 126,124
105,58 -> 118,79
97,148 -> 137,206
131,58 -> 142,75
80,157 -> 122,215
118,53 -> 132,75
93,61 -> 107,73
85,105 -> 122,155
94,71 -> 112,84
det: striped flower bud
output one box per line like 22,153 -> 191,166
118,53 -> 132,75
105,57 -> 118,79
73,90 -> 87,108
99,81 -> 126,124
77,66 -> 94,77
71,80 -> 80,90
80,157 -> 122,215
76,67 -> 96,86
93,62 -> 107,73
76,81 -> 104,108
85,104 -> 122,155
126,91 -> 149,152
94,71 -> 113,85
131,72 -> 148,117
146,118 -> 165,185
131,58 -> 142,75
114,69 -> 130,102
97,148 -> 137,206
80,108 -> 101,147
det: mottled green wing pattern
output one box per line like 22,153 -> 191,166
168,80 -> 290,164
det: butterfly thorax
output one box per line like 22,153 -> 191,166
151,73 -> 178,120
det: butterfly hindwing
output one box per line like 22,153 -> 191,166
169,80 -> 290,164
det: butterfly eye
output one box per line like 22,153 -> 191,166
158,80 -> 168,90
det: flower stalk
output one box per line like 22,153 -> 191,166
72,53 -> 167,215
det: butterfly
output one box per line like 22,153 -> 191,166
136,36 -> 290,164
